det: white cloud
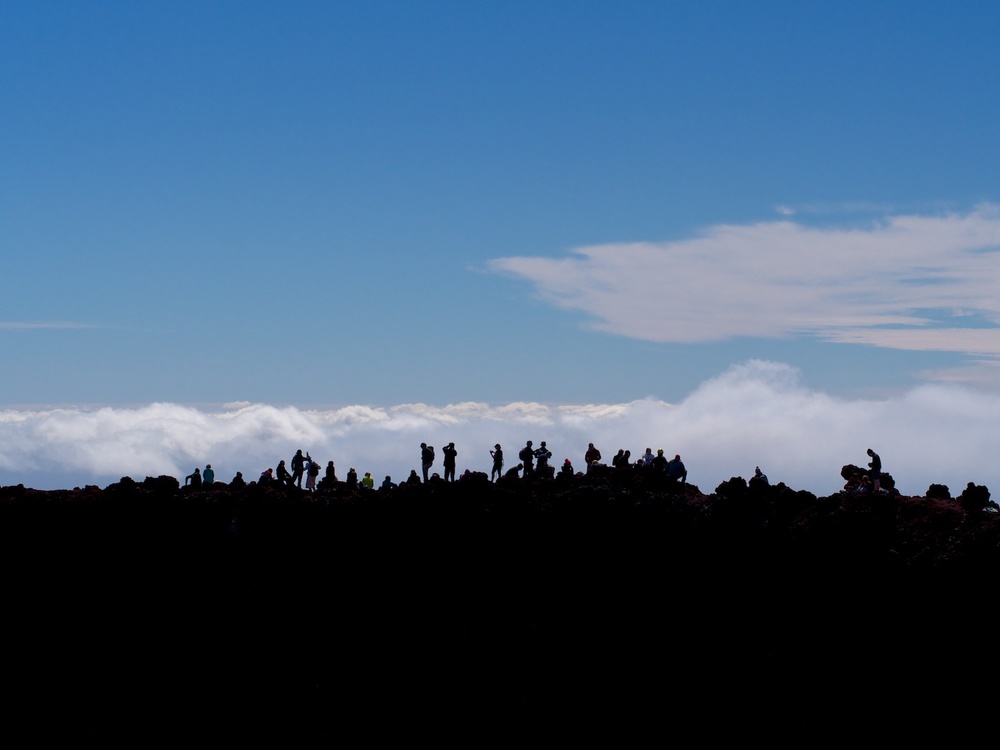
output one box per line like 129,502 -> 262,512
2,361 -> 999,499
0,321 -> 95,330
488,205 -> 1000,354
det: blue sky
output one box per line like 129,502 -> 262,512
4,1 -> 1000,495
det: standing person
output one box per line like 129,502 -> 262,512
185,467 -> 202,487
203,464 -> 215,485
421,443 -> 435,483
324,460 -> 338,485
867,448 -> 882,492
519,440 -> 535,479
534,441 -> 552,478
290,449 -> 306,489
585,443 -> 602,469
490,444 -> 504,482
306,456 -> 320,491
442,442 -> 458,482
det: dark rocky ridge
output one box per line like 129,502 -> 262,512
2,468 -> 998,742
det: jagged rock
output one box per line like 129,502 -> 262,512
927,483 -> 951,499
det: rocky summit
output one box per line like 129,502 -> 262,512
2,466 -> 998,742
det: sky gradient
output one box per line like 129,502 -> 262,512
3,2 -> 1000,494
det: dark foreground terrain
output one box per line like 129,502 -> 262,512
2,468 -> 998,742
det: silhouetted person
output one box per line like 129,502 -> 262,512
346,467 -> 358,490
185,467 -> 202,487
442,442 -> 458,482
534,441 -> 552,478
381,475 -> 397,490
651,449 -> 668,473
559,458 -> 575,478
867,448 -> 881,492
421,443 -> 435,482
504,463 -> 523,479
519,441 -> 534,478
203,464 -> 215,485
666,454 -> 687,485
490,444 -> 504,482
585,443 -> 602,467
290,449 -> 306,488
277,460 -> 293,487
324,461 -> 337,485
361,471 -> 374,490
406,469 -> 422,485
306,456 -> 320,491
749,466 -> 769,493
259,468 -> 273,483
641,448 -> 655,465
612,449 -> 625,468
230,471 -> 246,488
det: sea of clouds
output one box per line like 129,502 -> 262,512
2,360 -> 998,498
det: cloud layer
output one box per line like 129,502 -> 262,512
3,360 -> 998,498
489,205 -> 1000,357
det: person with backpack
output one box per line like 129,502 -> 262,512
421,442 -> 435,482
305,455 -> 320,491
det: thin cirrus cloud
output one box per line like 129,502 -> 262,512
487,204 -> 1000,353
0,321 -> 95,330
3,360 -> 1000,498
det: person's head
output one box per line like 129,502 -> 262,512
527,440 -> 532,446
206,464 -> 211,469
495,443 -> 501,449
657,449 -> 663,455
675,454 -> 681,460
588,443 -> 594,449
541,441 -> 546,447
867,448 -> 874,456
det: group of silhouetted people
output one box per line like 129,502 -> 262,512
180,439 -> 697,493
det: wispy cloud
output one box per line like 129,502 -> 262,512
2,361 -> 999,498
488,205 -> 1000,356
0,321 -> 96,330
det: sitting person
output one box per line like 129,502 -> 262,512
666,454 -> 687,484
